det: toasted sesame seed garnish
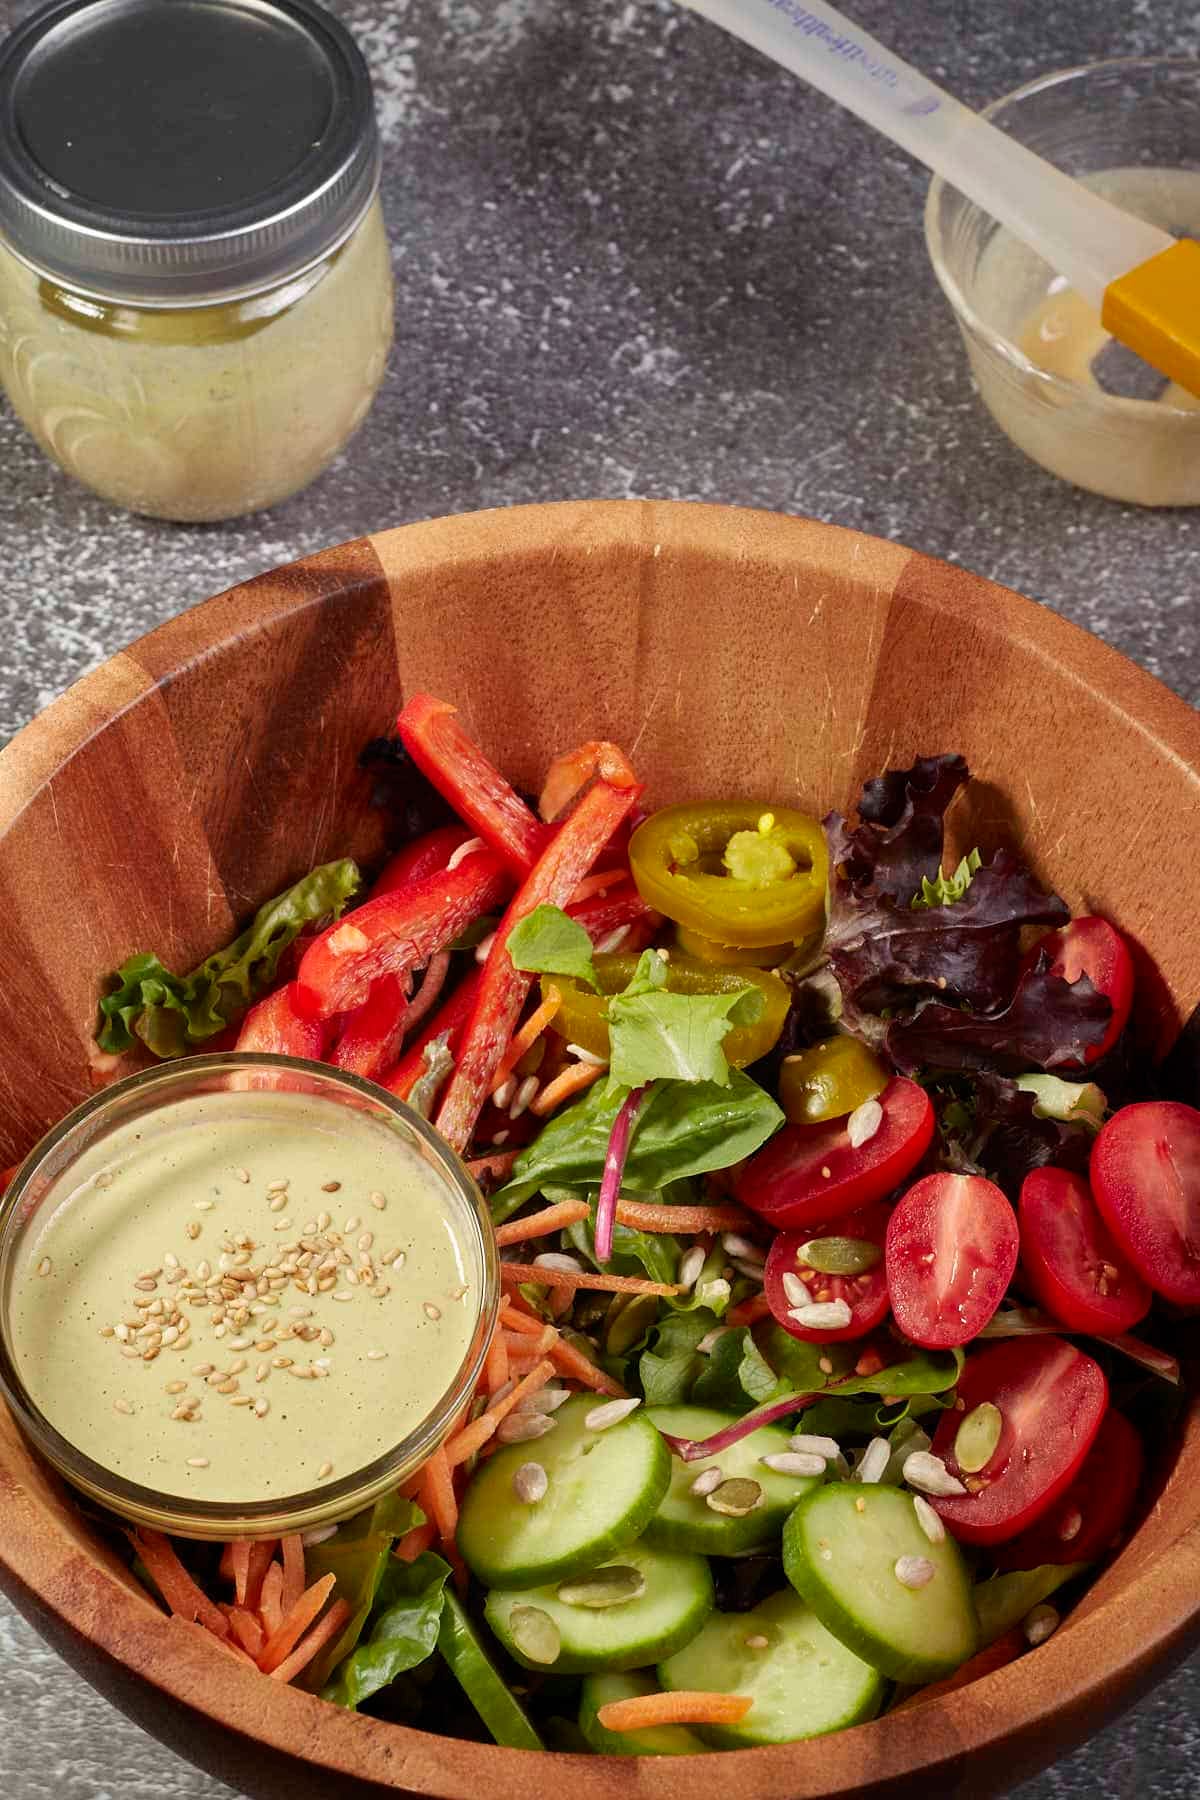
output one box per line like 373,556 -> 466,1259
331,1291 -> 353,1304
266,1179 -> 289,1194
112,1398 -> 133,1415
366,1349 -> 388,1361
164,1380 -> 186,1395
343,1215 -> 361,1233
315,1211 -> 331,1232
192,1362 -> 214,1377
585,1397 -> 641,1431
120,1345 -> 141,1360
448,1283 -> 469,1301
254,1397 -> 270,1417
317,1461 -> 334,1480
357,1231 -> 374,1252
230,1395 -> 253,1408
268,1193 -> 289,1213
99,1325 -> 115,1339
95,1170 -> 115,1189
287,1365 -> 317,1380
234,1168 -> 251,1184
321,1181 -> 341,1193
318,1328 -> 334,1347
690,1467 -> 723,1497
35,1256 -> 53,1278
194,1198 -> 215,1212
171,1405 -> 195,1421
132,1275 -> 157,1292
422,1303 -> 442,1322
272,1356 -> 293,1369
142,1346 -> 161,1362
369,1190 -> 387,1211
186,1457 -> 210,1470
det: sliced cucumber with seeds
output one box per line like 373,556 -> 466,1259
658,1588 -> 884,1747
579,1672 -> 707,1756
783,1481 -> 978,1683
644,1404 -> 824,1555
485,1541 -> 713,1673
458,1394 -> 670,1589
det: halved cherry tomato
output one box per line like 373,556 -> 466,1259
1028,917 -> 1134,1064
1019,1166 -> 1151,1335
369,825 -> 473,899
886,1173 -> 1019,1350
735,1076 -> 934,1231
235,982 -> 326,1060
993,1408 -> 1143,1572
1090,1101 -> 1200,1306
763,1203 -> 890,1343
929,1336 -> 1108,1545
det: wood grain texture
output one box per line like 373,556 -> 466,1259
0,499 -> 1198,1799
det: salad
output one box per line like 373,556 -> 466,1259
74,695 -> 1197,1752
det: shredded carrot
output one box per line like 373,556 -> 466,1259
224,1606 -> 265,1659
417,1447 -> 459,1548
893,1628 -> 1028,1710
199,1624 -> 260,1667
268,1598 -> 352,1684
530,1060 -> 606,1115
500,1262 -> 681,1298
499,1304 -> 549,1337
280,1532 -> 307,1618
596,1690 -> 754,1732
489,987 -> 563,1094
395,1520 -> 438,1563
616,1198 -> 756,1235
258,1560 -> 284,1638
567,868 -> 628,906
244,1539 -> 278,1614
443,1357 -> 557,1467
727,1292 -> 773,1328
484,1327 -> 510,1395
229,1541 -> 251,1606
219,1542 -> 237,1584
494,1198 -> 592,1246
548,1334 -> 626,1397
466,1149 -> 519,1186
258,1571 -> 337,1673
132,1531 -> 230,1639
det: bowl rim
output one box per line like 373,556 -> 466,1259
923,51 -> 1200,419
0,496 -> 1199,1796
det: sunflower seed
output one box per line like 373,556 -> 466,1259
1023,1603 -> 1060,1646
912,1495 -> 945,1544
761,1450 -> 826,1477
556,1565 -> 646,1609
782,1272 -> 813,1309
678,1245 -> 707,1290
584,1397 -> 641,1431
519,1386 -> 571,1416
497,1412 -> 557,1445
903,1451 -> 967,1498
894,1555 -> 936,1590
846,1098 -> 884,1148
512,1461 -> 548,1504
789,1433 -> 841,1460
690,1466 -> 723,1497
532,1252 -> 586,1275
788,1299 -> 853,1330
857,1437 -> 891,1485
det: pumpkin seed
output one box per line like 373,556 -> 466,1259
508,1605 -> 561,1665
705,1477 -> 764,1518
556,1565 -> 647,1609
796,1235 -> 882,1276
954,1401 -> 1002,1473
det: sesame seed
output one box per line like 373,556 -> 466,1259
269,1193 -> 289,1213
381,1248 -> 404,1266
120,1345 -> 141,1360
171,1406 -> 194,1422
194,1198 -> 215,1212
448,1283 -> 469,1301
267,1179 -> 289,1194
165,1380 -> 187,1395
366,1348 -> 388,1361
316,1211 -> 331,1231
317,1461 -> 333,1479
192,1362 -> 214,1377
99,1326 -> 115,1339
186,1457 -> 210,1470
112,1398 -> 133,1416
163,1252 -> 179,1270
820,1165 -> 832,1179
321,1181 -> 341,1193
254,1398 -> 270,1417
95,1171 -> 115,1189
343,1216 -> 361,1233
423,1303 -> 442,1322
235,1168 -> 251,1184
370,1190 -> 386,1211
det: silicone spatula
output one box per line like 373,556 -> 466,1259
681,0 -> 1200,395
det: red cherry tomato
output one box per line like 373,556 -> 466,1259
885,1173 -> 1019,1350
929,1336 -> 1108,1545
1019,1166 -> 1151,1335
992,1409 -> 1143,1572
763,1203 -> 890,1344
735,1077 -> 934,1231
1090,1101 -> 1200,1306
1029,917 -> 1134,1063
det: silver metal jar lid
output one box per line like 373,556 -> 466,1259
0,0 -> 381,306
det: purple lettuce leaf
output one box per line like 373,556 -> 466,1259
825,753 -> 968,905
963,1071 -> 1094,1196
885,955 -> 1113,1076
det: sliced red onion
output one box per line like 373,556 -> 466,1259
594,1084 -> 648,1263
980,1303 -> 1180,1385
658,1392 -> 820,1463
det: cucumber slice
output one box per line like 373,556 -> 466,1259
974,1562 -> 1088,1649
458,1394 -> 671,1589
485,1541 -> 713,1674
783,1481 -> 978,1683
579,1672 -> 707,1756
658,1588 -> 884,1746
644,1404 -> 823,1555
438,1589 -> 544,1750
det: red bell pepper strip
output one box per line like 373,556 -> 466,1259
435,778 -> 642,1152
236,982 -> 327,1059
382,968 -> 481,1102
294,848 -> 510,1020
329,973 -> 410,1082
538,740 -> 639,822
568,879 -> 662,948
369,825 -> 473,900
398,694 -> 552,877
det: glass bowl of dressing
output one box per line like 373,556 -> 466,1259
0,1056 -> 498,1539
925,57 -> 1200,506
0,0 -> 394,522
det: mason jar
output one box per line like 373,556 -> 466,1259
0,0 -> 394,522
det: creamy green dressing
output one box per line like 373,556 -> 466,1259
10,1091 -> 479,1504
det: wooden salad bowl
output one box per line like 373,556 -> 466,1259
0,500 -> 1199,1800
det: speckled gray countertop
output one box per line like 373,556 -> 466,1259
0,0 -> 1197,1794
